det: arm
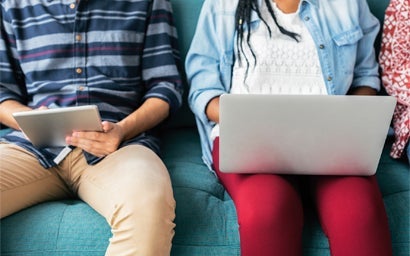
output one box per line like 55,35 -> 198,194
0,6 -> 30,130
350,0 -> 381,92
117,97 -> 170,141
67,98 -> 169,157
122,0 -> 181,134
205,96 -> 221,123
140,0 -> 183,115
348,86 -> 377,95
66,0 -> 182,157
0,100 -> 32,130
186,0 -> 233,125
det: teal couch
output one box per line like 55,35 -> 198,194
1,0 -> 409,255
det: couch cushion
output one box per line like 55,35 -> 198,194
162,128 -> 240,255
1,200 -> 110,256
376,138 -> 410,256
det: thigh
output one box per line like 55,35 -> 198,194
212,137 -> 304,256
71,145 -> 176,256
310,175 -> 383,208
212,137 -> 301,202
76,145 -> 175,218
212,137 -> 302,222
310,175 -> 392,256
0,143 -> 72,218
309,175 -> 386,232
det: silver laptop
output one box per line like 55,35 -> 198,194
219,94 -> 396,175
13,105 -> 103,148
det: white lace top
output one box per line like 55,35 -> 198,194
231,1 -> 327,95
211,1 -> 327,140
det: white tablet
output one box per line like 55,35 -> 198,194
13,105 -> 103,148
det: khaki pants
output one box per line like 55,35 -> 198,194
0,143 -> 176,256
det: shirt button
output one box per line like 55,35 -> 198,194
76,68 -> 83,74
327,76 -> 333,81
304,17 -> 310,21
75,34 -> 82,41
69,3 -> 76,9
319,44 -> 325,49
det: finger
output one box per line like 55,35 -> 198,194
71,131 -> 103,142
102,121 -> 114,132
67,136 -> 108,157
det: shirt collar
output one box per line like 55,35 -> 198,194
257,0 -> 318,6
303,0 -> 319,8
253,0 -> 319,21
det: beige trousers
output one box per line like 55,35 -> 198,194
0,143 -> 176,256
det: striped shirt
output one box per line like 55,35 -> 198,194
0,0 -> 183,168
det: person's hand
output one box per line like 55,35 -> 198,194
65,121 -> 125,157
348,86 -> 377,95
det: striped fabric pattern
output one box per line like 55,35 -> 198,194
0,0 -> 183,168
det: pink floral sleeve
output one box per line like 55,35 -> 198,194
379,0 -> 410,159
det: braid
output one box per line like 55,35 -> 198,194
235,0 -> 300,78
235,0 -> 254,73
263,0 -> 301,41
235,0 -> 259,76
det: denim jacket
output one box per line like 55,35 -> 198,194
186,0 -> 381,170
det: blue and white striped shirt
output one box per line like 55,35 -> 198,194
0,0 -> 183,168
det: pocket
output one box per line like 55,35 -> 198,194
331,27 -> 363,75
332,27 -> 363,46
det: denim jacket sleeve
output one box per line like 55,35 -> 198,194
185,0 -> 239,168
351,0 -> 381,91
186,0 -> 237,123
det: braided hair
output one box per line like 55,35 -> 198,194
235,0 -> 300,75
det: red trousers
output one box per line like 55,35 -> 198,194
212,138 -> 392,256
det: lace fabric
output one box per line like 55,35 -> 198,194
231,0 -> 327,96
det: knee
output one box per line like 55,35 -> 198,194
339,200 -> 386,231
239,199 -> 303,232
235,179 -> 303,232
142,183 -> 176,217
320,195 -> 387,233
315,176 -> 388,232
111,147 -> 176,219
120,180 -> 175,218
105,178 -> 176,256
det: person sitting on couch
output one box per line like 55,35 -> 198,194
0,1 -> 182,255
379,0 -> 410,164
186,0 -> 393,255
